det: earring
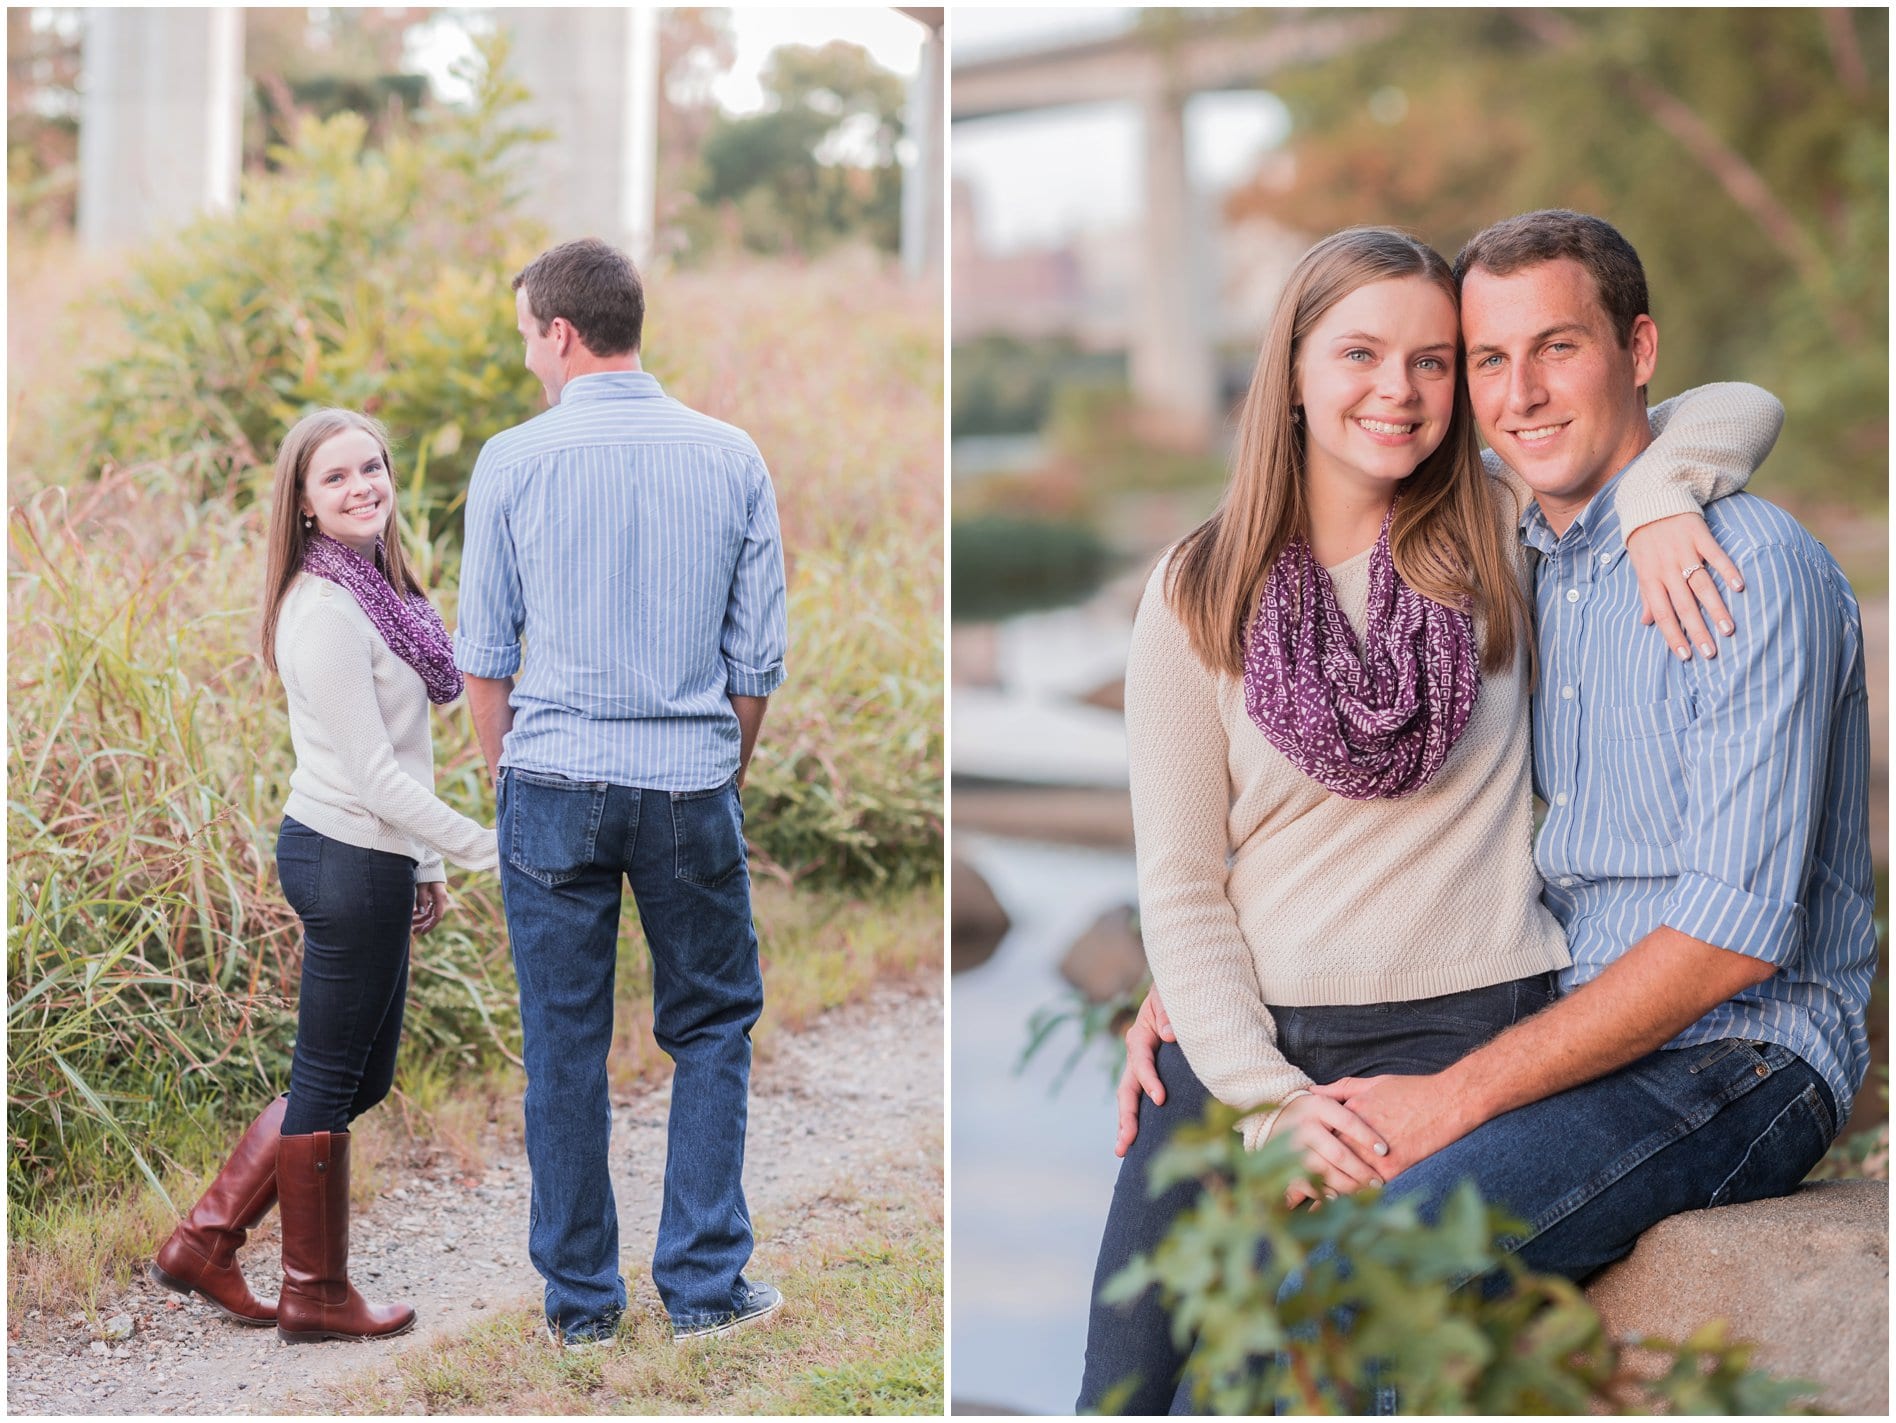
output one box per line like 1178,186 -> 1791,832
302,514 -> 314,531
1291,407 -> 1303,426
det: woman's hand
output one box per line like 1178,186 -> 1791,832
1269,1094 -> 1390,1209
412,881 -> 449,935
1114,985 -> 1177,1158
1623,511 -> 1745,661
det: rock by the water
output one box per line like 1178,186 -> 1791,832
1584,1179 -> 1887,1415
952,858 -> 1010,973
1059,903 -> 1146,1003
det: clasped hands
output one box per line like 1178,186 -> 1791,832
1115,987 -> 1478,1208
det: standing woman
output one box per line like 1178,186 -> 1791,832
150,409 -> 498,1344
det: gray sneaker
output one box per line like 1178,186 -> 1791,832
547,1318 -> 621,1351
671,1281 -> 785,1343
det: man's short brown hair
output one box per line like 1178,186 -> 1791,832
511,238 -> 644,356
1453,210 -> 1650,346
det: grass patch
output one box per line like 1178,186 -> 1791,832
329,1161 -> 943,1415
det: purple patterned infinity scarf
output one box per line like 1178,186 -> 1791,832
1243,504 -> 1479,799
300,533 -> 464,705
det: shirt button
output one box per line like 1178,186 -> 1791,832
1565,588 -> 1581,603
1561,686 -> 1575,700
1600,552 -> 1612,565
1555,792 -> 1570,806
1557,877 -> 1575,888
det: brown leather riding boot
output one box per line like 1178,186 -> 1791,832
275,1130 -> 415,1344
149,1094 -> 288,1326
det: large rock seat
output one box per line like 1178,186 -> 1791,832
1583,1180 -> 1886,1414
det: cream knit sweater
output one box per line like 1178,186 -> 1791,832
1126,385 -> 1782,1148
277,574 -> 499,883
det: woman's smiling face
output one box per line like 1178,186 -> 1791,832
301,427 -> 394,556
1294,275 -> 1460,502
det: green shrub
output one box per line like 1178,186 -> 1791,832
951,333 -> 1123,438
1043,382 -> 1229,496
951,513 -> 1112,622
1108,1105 -> 1816,1415
69,33 -> 548,530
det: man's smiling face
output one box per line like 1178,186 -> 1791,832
1461,257 -> 1659,532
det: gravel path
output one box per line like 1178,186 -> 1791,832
7,979 -> 943,1416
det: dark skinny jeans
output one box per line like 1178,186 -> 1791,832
276,816 -> 415,1136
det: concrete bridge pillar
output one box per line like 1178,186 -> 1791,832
77,7 -> 244,250
497,7 -> 658,263
1133,89 -> 1218,444
901,19 -> 945,281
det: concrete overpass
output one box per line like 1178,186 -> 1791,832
77,8 -> 944,280
952,13 -> 1391,442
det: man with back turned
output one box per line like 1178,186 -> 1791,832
457,237 -> 790,1348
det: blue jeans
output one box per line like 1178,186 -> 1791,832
276,816 -> 414,1136
497,767 -> 765,1338
1379,1037 -> 1837,1280
1077,974 -> 1558,1414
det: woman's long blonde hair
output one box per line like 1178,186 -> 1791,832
260,408 -> 422,673
1166,227 -> 1527,677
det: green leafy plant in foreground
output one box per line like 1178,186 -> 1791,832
1108,1105 -> 1816,1415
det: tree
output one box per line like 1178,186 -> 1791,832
655,6 -> 737,251
7,9 -> 82,233
244,8 -> 435,168
693,40 -> 907,257
1207,7 -> 1886,510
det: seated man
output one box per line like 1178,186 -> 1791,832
1114,210 -> 1873,1393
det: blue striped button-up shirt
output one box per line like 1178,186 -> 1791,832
454,371 -> 788,792
1523,460 -> 1875,1121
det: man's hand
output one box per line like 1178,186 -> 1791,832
729,693 -> 768,789
1306,1072 -> 1476,1179
1624,511 -> 1744,660
1271,1094 -> 1392,1208
412,881 -> 449,936
1114,986 -> 1176,1158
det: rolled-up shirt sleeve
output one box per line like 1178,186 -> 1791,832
453,446 -> 524,679
1662,542 -> 1845,965
721,456 -> 787,697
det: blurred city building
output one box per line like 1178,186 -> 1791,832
952,166 -> 1312,359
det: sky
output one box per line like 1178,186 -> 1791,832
409,7 -> 925,109
950,6 -> 1291,255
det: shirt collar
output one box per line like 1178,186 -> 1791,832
1517,454 -> 1642,562
560,370 -> 664,403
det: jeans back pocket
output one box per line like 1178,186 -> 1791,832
502,769 -> 609,888
669,780 -> 745,888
